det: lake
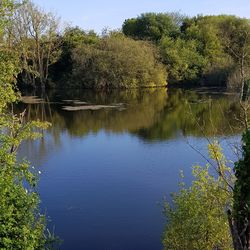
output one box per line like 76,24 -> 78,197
17,88 -> 242,250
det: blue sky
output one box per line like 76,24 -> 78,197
33,0 -> 250,33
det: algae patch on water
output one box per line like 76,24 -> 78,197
62,104 -> 125,111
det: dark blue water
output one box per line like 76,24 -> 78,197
18,88 -> 241,250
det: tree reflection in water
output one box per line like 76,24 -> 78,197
17,88 -> 243,163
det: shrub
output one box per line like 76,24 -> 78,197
70,33 -> 167,89
163,142 -> 234,250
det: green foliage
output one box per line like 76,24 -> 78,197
50,26 -> 98,82
163,142 -> 234,250
63,27 -> 98,47
7,0 -> 61,88
233,129 -> 250,247
0,0 -> 20,111
182,16 -> 228,60
2,2 -> 250,89
219,17 -> 250,92
0,55 -> 53,249
0,48 -> 19,113
0,1 -> 56,249
181,16 -> 235,83
122,13 -> 250,87
4,2 -> 250,89
0,114 -> 51,250
122,12 -> 184,42
0,0 -> 15,33
219,17 -> 250,63
70,33 -> 167,88
54,14 -> 250,89
160,37 -> 206,82
0,72 -> 53,249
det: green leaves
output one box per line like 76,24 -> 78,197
163,143 -> 234,250
70,33 -> 167,88
0,2 -> 55,249
160,37 -> 206,82
122,12 -> 184,42
232,130 -> 250,248
122,13 -> 250,87
0,108 -> 52,249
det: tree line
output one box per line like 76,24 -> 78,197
123,13 -> 250,90
2,0 -> 250,90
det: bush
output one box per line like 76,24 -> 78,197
163,142 -> 234,250
70,33 -> 167,89
160,37 -> 206,82
0,114 -> 52,250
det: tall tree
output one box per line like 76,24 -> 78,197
7,0 -> 61,89
49,26 -> 98,83
122,12 -> 184,42
219,17 -> 250,100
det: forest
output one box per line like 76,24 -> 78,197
1,0 -> 249,90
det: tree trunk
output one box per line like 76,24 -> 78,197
240,58 -> 245,102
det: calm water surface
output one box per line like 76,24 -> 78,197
18,88 -> 242,250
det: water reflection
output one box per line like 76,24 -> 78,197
135,89 -> 242,141
18,88 -> 242,141
16,87 -> 243,167
16,88 -> 242,250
